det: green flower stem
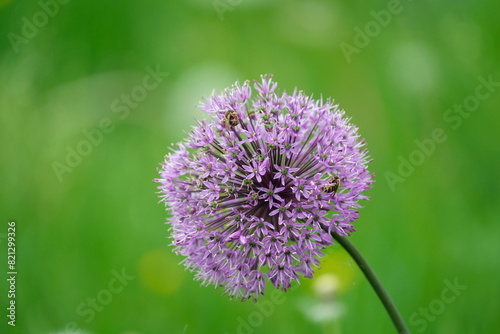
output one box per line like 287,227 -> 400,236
332,232 -> 411,334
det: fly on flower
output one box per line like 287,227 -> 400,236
155,75 -> 374,301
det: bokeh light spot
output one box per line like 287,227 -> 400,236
0,0 -> 14,10
164,63 -> 237,138
275,1 -> 339,47
312,248 -> 358,294
388,42 -> 439,95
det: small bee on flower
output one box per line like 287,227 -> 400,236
322,175 -> 341,194
222,109 -> 239,128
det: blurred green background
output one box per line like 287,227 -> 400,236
1,0 -> 499,333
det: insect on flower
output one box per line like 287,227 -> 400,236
155,75 -> 374,301
322,175 -> 340,194
222,109 -> 239,128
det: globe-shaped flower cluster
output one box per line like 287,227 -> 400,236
156,75 -> 373,300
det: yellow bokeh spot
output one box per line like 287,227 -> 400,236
309,248 -> 358,294
0,0 -> 14,10
138,248 -> 185,295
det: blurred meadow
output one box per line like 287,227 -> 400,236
1,0 -> 499,333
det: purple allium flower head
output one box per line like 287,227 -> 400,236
155,75 -> 374,301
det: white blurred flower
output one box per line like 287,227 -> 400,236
298,273 -> 345,323
313,273 -> 340,300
